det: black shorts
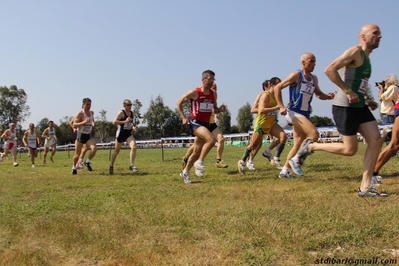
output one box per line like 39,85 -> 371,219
117,132 -> 132,143
333,105 -> 376,136
189,118 -> 210,137
209,123 -> 218,132
77,133 -> 91,144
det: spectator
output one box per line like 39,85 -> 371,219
378,74 -> 399,125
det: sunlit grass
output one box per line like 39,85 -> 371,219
0,144 -> 398,265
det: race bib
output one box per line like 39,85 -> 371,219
82,124 -> 92,134
268,110 -> 278,117
358,78 -> 368,94
199,101 -> 213,112
300,80 -> 315,95
124,122 -> 133,130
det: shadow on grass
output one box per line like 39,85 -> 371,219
97,172 -> 149,177
380,173 -> 399,178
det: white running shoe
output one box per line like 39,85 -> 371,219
194,161 -> 204,177
246,161 -> 256,171
289,158 -> 303,176
270,158 -> 283,169
237,160 -> 245,175
180,171 -> 192,184
262,149 -> 273,162
32,164 -> 35,168
13,162 -> 19,167
129,165 -> 139,173
278,170 -> 296,180
298,138 -> 314,165
77,161 -> 84,170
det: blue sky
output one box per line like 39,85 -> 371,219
1,0 -> 398,130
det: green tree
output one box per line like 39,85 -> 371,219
218,107 -> 231,134
36,118 -> 50,135
309,115 -> 335,127
236,103 -> 253,133
15,124 -> 25,144
163,110 -> 185,137
95,109 -> 110,143
230,125 -> 239,133
132,99 -> 143,126
0,85 -> 31,126
135,126 -> 150,140
57,116 -> 75,145
143,95 -> 174,138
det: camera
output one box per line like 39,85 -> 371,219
375,80 -> 385,88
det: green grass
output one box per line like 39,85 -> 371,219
0,145 -> 399,266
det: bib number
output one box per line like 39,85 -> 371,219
268,110 -> 278,117
82,125 -> 92,134
199,102 -> 213,112
358,78 -> 368,94
124,122 -> 133,130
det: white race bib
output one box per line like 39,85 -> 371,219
81,124 -> 92,134
199,101 -> 213,112
268,110 -> 278,117
358,78 -> 368,94
124,122 -> 133,130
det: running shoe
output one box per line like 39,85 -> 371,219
84,161 -> 93,171
262,149 -> 273,161
215,160 -> 228,168
278,171 -> 296,180
109,166 -> 114,175
246,161 -> 256,171
237,160 -> 245,175
129,165 -> 139,173
180,171 -> 192,184
77,161 -> 84,170
289,158 -> 303,176
298,138 -> 314,165
371,175 -> 382,187
194,161 -> 204,177
358,187 -> 388,197
270,158 -> 283,169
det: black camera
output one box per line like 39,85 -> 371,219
375,80 -> 385,87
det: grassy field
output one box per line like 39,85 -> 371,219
0,144 -> 399,266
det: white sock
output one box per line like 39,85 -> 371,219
281,166 -> 288,173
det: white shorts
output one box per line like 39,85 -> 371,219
285,110 -> 306,125
45,138 -> 56,147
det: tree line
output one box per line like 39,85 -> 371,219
0,85 -> 335,145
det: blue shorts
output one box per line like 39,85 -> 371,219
189,118 -> 210,136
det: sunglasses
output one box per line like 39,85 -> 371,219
125,103 -> 132,106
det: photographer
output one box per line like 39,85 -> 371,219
378,74 -> 399,124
